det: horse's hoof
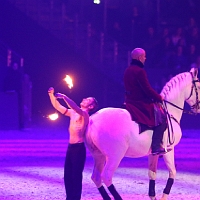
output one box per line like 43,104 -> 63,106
149,196 -> 157,200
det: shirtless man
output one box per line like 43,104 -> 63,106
48,87 -> 98,200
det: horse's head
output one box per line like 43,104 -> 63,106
186,68 -> 200,113
161,67 -> 200,115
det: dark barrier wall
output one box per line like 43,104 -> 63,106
0,92 -> 19,130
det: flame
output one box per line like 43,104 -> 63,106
64,75 -> 73,89
48,113 -> 59,120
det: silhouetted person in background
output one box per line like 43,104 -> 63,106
190,55 -> 200,69
4,62 -> 24,129
4,62 -> 22,93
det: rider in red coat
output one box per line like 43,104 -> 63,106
124,48 -> 169,155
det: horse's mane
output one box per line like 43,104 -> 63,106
160,71 -> 191,100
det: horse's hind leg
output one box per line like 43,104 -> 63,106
102,157 -> 123,200
91,153 -> 111,200
148,154 -> 159,200
91,153 -> 106,188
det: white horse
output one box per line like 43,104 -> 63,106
85,68 -> 200,200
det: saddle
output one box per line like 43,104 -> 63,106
139,123 -> 153,134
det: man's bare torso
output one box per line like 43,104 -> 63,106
68,110 -> 89,144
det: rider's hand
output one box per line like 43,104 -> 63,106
48,87 -> 54,94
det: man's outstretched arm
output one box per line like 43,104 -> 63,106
55,92 -> 84,116
48,87 -> 69,115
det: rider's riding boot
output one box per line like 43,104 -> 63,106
151,122 -> 171,155
152,146 -> 169,155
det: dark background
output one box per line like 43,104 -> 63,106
0,0 -> 200,129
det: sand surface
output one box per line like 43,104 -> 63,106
0,125 -> 200,200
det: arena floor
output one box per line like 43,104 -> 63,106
0,122 -> 200,200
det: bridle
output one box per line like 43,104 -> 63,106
187,78 -> 200,112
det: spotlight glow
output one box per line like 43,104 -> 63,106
94,0 -> 100,4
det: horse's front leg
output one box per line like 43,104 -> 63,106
161,149 -> 176,200
148,154 -> 159,200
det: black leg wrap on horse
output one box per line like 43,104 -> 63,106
108,184 -> 123,200
163,178 -> 174,195
148,180 -> 156,197
98,186 -> 111,200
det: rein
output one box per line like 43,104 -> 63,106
163,101 -> 175,146
164,100 -> 197,115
